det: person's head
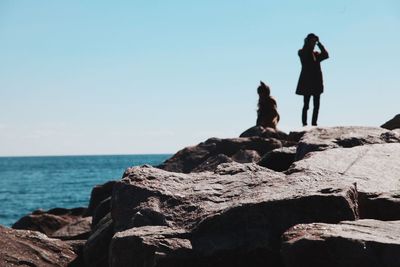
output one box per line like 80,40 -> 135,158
304,33 -> 319,49
257,81 -> 270,97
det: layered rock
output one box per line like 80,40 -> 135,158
282,219 -> 400,267
295,126 -> 400,160
0,225 -> 77,266
289,143 -> 400,220
9,126 -> 400,266
157,136 -> 286,173
107,163 -> 358,266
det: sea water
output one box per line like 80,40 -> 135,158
0,154 -> 170,227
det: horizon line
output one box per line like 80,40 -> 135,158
0,153 -> 174,158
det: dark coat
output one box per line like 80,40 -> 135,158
296,45 -> 329,95
256,97 -> 280,129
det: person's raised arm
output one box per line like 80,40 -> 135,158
317,41 -> 329,61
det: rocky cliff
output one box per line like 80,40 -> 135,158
2,121 -> 400,267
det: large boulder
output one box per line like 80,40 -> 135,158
381,114 -> 400,130
92,197 -> 112,227
0,225 -> 76,266
83,213 -> 114,267
108,163 -> 358,266
289,143 -> 400,220
86,180 -> 117,217
12,207 -> 87,236
282,219 -> 400,267
295,126 -> 400,160
158,137 -> 283,173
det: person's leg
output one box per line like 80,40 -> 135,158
302,95 -> 311,126
312,94 -> 321,126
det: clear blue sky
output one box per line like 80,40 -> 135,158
1,1 -> 399,156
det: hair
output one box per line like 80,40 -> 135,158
303,33 -> 317,48
257,81 -> 270,97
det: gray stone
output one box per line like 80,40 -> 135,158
158,137 -> 283,173
109,163 -> 358,266
191,154 -> 233,173
295,126 -> 400,160
282,219 -> 400,267
110,226 -> 192,267
289,143 -> 400,220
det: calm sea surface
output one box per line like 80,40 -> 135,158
0,154 -> 171,227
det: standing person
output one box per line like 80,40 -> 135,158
296,33 -> 329,126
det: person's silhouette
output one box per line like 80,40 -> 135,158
256,81 -> 280,129
296,33 -> 329,126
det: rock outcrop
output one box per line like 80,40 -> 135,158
295,126 -> 400,160
381,114 -> 400,130
289,143 -> 400,220
12,207 -> 88,237
0,225 -> 77,266
282,219 -> 400,267
157,136 -> 286,173
108,163 -> 358,266
7,125 -> 400,266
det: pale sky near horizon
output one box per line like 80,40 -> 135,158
1,1 -> 399,156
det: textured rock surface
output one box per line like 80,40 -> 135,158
282,219 -> 400,267
290,143 -> 400,220
109,163 -> 358,266
9,126 -> 400,266
0,225 -> 76,267
231,149 -> 261,163
295,126 -> 400,160
52,216 -> 92,240
158,137 -> 284,173
12,207 -> 87,236
110,226 -> 193,267
240,125 -> 289,140
381,114 -> 400,130
191,154 -> 233,172
258,146 -> 297,171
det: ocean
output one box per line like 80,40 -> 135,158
0,154 -> 171,227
